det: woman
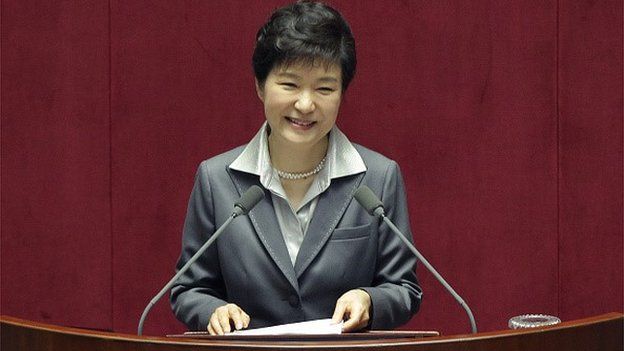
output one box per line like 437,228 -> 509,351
170,1 -> 422,335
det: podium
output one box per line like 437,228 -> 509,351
2,312 -> 622,351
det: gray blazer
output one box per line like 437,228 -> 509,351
170,144 -> 422,330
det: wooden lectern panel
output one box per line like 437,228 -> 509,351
166,329 -> 439,342
1,313 -> 622,351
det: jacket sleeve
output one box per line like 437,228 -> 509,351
170,162 -> 228,330
360,161 -> 423,329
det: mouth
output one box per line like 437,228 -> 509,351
285,117 -> 316,128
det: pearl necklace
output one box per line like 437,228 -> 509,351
275,157 -> 326,180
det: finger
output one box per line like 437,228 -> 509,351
343,315 -> 368,332
341,305 -> 362,332
208,323 -> 215,335
210,314 -> 224,335
228,306 -> 244,330
242,312 -> 251,329
346,300 -> 371,332
217,309 -> 232,334
331,301 -> 347,324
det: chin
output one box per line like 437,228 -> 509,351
283,133 -> 324,147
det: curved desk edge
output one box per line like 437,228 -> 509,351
2,312 -> 623,351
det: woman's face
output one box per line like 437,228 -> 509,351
256,61 -> 342,150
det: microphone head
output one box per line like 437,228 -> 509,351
354,186 -> 385,216
234,185 -> 265,215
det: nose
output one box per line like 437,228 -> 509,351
294,92 -> 316,114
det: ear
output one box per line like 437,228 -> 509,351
255,78 -> 265,102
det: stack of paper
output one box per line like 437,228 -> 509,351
230,318 -> 343,336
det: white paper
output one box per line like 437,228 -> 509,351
229,318 -> 343,336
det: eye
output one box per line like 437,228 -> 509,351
317,87 -> 336,95
279,82 -> 297,90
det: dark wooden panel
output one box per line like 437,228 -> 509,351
1,313 -> 622,351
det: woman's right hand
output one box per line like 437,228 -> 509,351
207,303 -> 250,335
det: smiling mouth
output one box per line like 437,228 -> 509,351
286,117 -> 316,127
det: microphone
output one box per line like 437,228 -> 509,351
233,185 -> 265,216
353,186 -> 478,334
137,185 -> 265,335
353,187 -> 384,217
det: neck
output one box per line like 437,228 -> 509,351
268,135 -> 329,173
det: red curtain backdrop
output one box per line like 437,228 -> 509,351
2,0 -> 622,336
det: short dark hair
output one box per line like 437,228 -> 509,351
252,1 -> 356,91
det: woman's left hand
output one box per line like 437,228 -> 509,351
331,289 -> 371,332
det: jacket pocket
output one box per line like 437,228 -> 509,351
329,223 -> 371,241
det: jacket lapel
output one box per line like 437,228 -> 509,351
294,173 -> 365,278
228,168 -> 299,292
